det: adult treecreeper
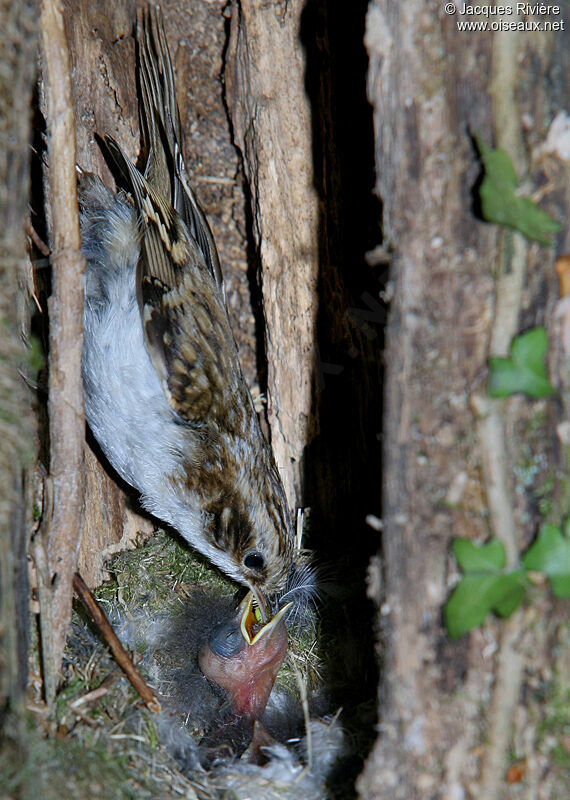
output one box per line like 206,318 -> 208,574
80,6 -> 296,619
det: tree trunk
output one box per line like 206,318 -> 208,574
358,4 -> 570,799
0,0 -> 38,711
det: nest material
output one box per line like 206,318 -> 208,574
42,531 -> 346,800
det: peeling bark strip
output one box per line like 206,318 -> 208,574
37,0 -> 86,704
225,0 -> 319,512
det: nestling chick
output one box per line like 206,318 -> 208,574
109,586 -> 342,787
149,590 -> 293,764
199,592 -> 291,719
80,7 -> 295,611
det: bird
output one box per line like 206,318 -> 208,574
146,589 -> 293,763
198,591 -> 291,720
79,5 -> 297,619
106,586 -> 343,791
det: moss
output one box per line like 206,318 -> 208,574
96,530 -> 235,617
535,675 -> 570,776
0,715 -> 144,800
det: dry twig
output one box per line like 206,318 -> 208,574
72,573 -> 161,712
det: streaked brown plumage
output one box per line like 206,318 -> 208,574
80,7 -> 297,611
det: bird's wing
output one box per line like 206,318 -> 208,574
104,135 -> 233,425
101,7 -> 236,424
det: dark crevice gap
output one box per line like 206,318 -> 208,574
300,2 -> 384,797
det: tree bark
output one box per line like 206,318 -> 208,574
359,3 -> 570,799
0,0 -> 38,711
225,0 -> 320,512
36,0 -> 87,704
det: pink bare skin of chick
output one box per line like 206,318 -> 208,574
199,593 -> 291,719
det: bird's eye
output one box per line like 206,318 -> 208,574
243,550 -> 265,572
209,620 -> 244,658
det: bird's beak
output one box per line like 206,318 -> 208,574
240,591 -> 293,646
250,585 -> 269,623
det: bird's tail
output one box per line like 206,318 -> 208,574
137,6 -> 223,288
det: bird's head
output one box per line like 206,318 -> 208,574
198,591 -> 292,719
202,481 -> 295,616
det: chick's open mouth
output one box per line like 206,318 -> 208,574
240,591 -> 292,646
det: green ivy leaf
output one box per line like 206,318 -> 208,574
445,538 -> 527,639
493,576 -> 526,618
476,137 -> 561,246
488,327 -> 555,398
444,571 -> 526,640
523,523 -> 570,598
452,538 -> 506,572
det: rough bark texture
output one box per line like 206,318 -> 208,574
36,0 -> 87,702
62,0 -> 155,588
225,0 -> 320,511
358,3 -> 569,799
0,0 -> 38,709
